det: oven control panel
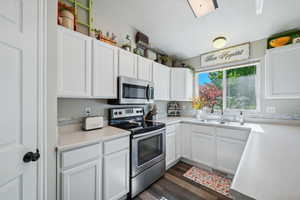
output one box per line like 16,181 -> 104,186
110,107 -> 144,119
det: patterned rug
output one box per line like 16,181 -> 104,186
183,167 -> 233,199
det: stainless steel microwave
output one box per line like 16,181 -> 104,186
109,76 -> 154,105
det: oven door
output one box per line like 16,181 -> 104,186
131,128 -> 166,177
119,76 -> 153,104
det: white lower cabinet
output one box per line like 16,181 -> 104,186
103,149 -> 130,200
58,136 -> 130,200
181,124 -> 192,160
166,131 -> 176,167
191,132 -> 215,167
62,160 -> 101,200
216,137 -> 246,174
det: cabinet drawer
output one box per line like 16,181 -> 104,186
191,125 -> 214,136
62,143 -> 101,169
166,125 -> 176,133
216,128 -> 249,141
104,136 -> 129,155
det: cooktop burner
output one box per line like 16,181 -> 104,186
108,107 -> 165,135
112,121 -> 165,134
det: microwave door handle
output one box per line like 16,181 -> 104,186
146,85 -> 150,101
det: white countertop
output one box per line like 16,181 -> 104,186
155,117 -> 300,200
57,124 -> 131,151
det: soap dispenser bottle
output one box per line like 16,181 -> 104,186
239,111 -> 244,125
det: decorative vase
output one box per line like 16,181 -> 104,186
196,109 -> 207,120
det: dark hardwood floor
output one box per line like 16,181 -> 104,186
134,162 -> 232,200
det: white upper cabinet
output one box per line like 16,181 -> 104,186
265,43 -> 300,99
92,40 -> 118,98
57,27 -> 92,97
170,68 -> 194,101
118,49 -> 138,78
153,62 -> 170,100
137,56 -> 153,81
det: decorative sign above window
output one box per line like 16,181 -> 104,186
201,43 -> 250,68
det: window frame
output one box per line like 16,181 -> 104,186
195,62 -> 261,113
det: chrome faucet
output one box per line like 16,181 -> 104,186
219,110 -> 226,124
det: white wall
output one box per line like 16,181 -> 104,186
93,0 -> 138,49
182,39 -> 300,116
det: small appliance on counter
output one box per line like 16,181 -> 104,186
109,107 -> 166,198
82,116 -> 104,131
167,102 -> 182,117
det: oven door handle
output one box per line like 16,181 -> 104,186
132,128 -> 166,139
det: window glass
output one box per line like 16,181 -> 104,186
226,66 -> 256,110
196,64 -> 258,111
197,70 -> 223,111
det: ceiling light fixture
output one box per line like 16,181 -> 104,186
213,36 -> 227,49
187,0 -> 218,18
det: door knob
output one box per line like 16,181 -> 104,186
23,149 -> 40,163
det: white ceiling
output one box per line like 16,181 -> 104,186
98,0 -> 300,59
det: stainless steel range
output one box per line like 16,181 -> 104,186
109,107 -> 166,198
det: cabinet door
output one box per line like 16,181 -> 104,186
191,132 -> 215,167
103,149 -> 129,200
216,137 -> 246,174
175,124 -> 182,160
118,49 -> 137,78
92,40 -> 118,98
266,43 -> 300,99
137,56 -> 153,81
181,124 -> 192,159
170,68 -> 193,101
170,68 -> 186,100
153,63 -> 170,100
166,132 -> 176,167
57,27 -> 91,97
62,160 -> 101,200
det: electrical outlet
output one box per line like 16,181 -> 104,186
84,107 -> 91,116
266,106 -> 276,114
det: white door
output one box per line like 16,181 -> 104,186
57,27 -> 92,97
191,132 -> 215,167
0,0 -> 39,199
103,149 -> 129,200
62,160 -> 101,200
181,125 -> 192,159
137,56 -> 153,81
92,40 -> 118,98
118,49 -> 137,78
175,125 -> 182,160
166,132 -> 176,167
216,137 -> 246,174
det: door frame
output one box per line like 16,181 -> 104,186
37,0 -> 48,199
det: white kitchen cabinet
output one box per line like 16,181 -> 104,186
265,43 -> 300,99
92,40 -> 118,98
57,26 -> 92,97
118,49 -> 137,78
175,124 -> 182,160
62,160 -> 101,200
170,68 -> 194,101
103,149 -> 130,200
181,124 -> 192,159
166,131 -> 176,167
216,137 -> 246,174
137,56 -> 153,81
191,132 -> 215,168
153,62 -> 170,100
